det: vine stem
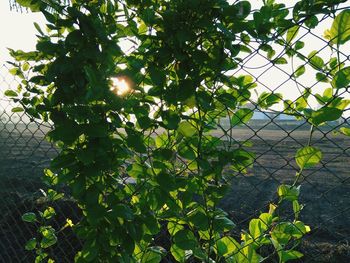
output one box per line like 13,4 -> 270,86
292,124 -> 314,187
307,124 -> 314,147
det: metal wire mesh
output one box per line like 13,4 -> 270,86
1,7 -> 350,262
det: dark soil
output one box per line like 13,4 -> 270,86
0,123 -> 349,262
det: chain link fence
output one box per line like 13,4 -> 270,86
1,7 -> 350,262
0,64 -> 83,262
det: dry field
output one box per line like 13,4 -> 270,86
0,122 -> 349,262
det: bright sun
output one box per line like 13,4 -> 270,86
110,77 -> 131,96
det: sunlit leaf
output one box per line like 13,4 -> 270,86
293,65 -> 305,78
141,247 -> 165,263
274,57 -> 287,64
339,127 -> 350,136
286,25 -> 299,43
332,66 -> 350,89
326,10 -> 350,45
12,107 -> 24,113
308,51 -> 324,70
231,108 -> 253,126
4,90 -> 18,97
279,250 -> 304,262
295,146 -> 322,169
216,236 -> 240,257
278,185 -> 300,201
178,121 -> 197,137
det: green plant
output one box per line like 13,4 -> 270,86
7,0 -> 350,262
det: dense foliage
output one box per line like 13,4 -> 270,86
7,0 -> 350,262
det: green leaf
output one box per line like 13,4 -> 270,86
34,22 -> 44,36
235,1 -> 251,19
315,88 -> 333,105
173,229 -> 197,250
231,148 -> 254,172
35,253 -> 49,262
42,207 -> 56,220
153,148 -> 174,161
25,238 -> 37,251
293,200 -> 302,219
77,148 -> 95,165
295,95 -> 308,111
271,222 -> 293,245
295,146 -> 322,169
22,212 -> 37,223
178,144 -> 196,160
40,227 -> 57,248
213,216 -> 236,232
278,185 -> 300,201
79,246 -> 98,262
259,213 -> 272,228
260,44 -> 275,59
286,25 -> 299,43
48,124 -> 82,144
323,86 -> 333,98
9,67 -> 25,78
168,221 -> 184,236
295,41 -> 304,50
22,62 -> 30,71
274,57 -> 287,64
4,90 -> 18,97
187,208 -> 209,231
156,173 -> 176,194
332,66 -> 350,89
327,10 -> 350,45
293,221 -> 311,238
47,189 -> 64,201
149,67 -> 166,86
16,0 -> 41,12
258,92 -> 282,109
141,8 -> 156,25
143,214 -> 160,235
308,51 -> 324,70
231,108 -> 253,126
330,98 -> 350,110
126,134 -> 147,153
280,250 -> 304,262
340,127 -> 350,136
12,107 -> 24,113
170,244 -> 191,263
178,121 -> 197,137
83,123 -> 109,138
141,247 -> 165,263
316,72 -> 328,83
216,236 -> 240,257
310,107 -> 343,125
305,15 -> 319,29
162,110 -> 180,130
293,65 -> 305,78
249,218 -> 264,239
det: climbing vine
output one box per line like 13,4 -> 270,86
6,0 -> 350,262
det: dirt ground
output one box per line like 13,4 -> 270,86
0,122 -> 349,262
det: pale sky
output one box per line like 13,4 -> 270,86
0,2 -> 349,117
0,2 -> 45,63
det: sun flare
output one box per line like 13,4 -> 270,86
110,77 -> 132,96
